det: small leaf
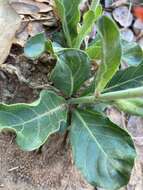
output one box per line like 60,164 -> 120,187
85,36 -> 102,60
52,31 -> 67,47
86,38 -> 143,64
0,90 -> 67,151
51,49 -> 91,96
24,33 -> 46,59
105,62 -> 143,92
95,16 -> 121,93
114,98 -> 143,117
51,60 -> 73,96
74,5 -> 102,48
54,0 -> 81,47
70,108 -> 136,190
122,40 -> 143,66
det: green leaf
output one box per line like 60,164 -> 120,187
0,90 -> 67,151
94,16 -> 121,93
85,36 -> 102,60
52,31 -> 67,47
70,109 -> 136,190
74,5 -> 102,48
24,33 -> 46,59
86,38 -> 143,65
114,98 -> 143,117
54,0 -> 81,47
105,62 -> 143,92
51,60 -> 73,96
122,40 -> 143,66
91,0 -> 100,11
51,49 -> 91,96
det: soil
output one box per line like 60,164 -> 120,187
0,46 -> 94,190
0,133 -> 93,190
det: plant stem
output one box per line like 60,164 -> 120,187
69,87 -> 143,104
91,0 -> 100,11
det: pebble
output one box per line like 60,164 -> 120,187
113,6 -> 133,27
121,28 -> 135,42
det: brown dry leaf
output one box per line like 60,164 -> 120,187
0,0 -> 21,65
9,0 -> 55,46
10,0 -> 53,13
11,2 -> 40,15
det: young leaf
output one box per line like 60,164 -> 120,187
86,37 -> 143,65
91,0 -> 100,11
74,5 -> 102,48
24,33 -> 46,59
0,91 -> 67,151
54,0 -> 81,47
51,49 -> 91,96
94,16 -> 121,93
51,60 -> 73,96
114,98 -> 143,117
85,36 -> 102,60
105,62 -> 143,92
70,109 -> 136,190
122,40 -> 143,66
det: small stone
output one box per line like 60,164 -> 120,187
113,6 -> 133,27
133,19 -> 143,30
121,28 -> 135,42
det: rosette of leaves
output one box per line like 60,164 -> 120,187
1,0 -> 143,189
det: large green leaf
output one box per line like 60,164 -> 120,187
70,109 -> 136,190
105,63 -> 143,92
51,49 -> 91,96
54,0 -> 81,47
114,98 -> 143,117
0,91 -> 67,151
94,16 -> 121,93
122,40 -> 143,66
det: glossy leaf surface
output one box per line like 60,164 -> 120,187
24,33 -> 46,59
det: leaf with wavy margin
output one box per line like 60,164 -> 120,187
0,90 -> 67,151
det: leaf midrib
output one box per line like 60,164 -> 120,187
0,104 -> 66,129
74,110 -> 129,179
104,74 -> 143,92
75,110 -> 108,158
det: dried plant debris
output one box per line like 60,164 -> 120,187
0,0 -> 21,65
10,0 -> 57,46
